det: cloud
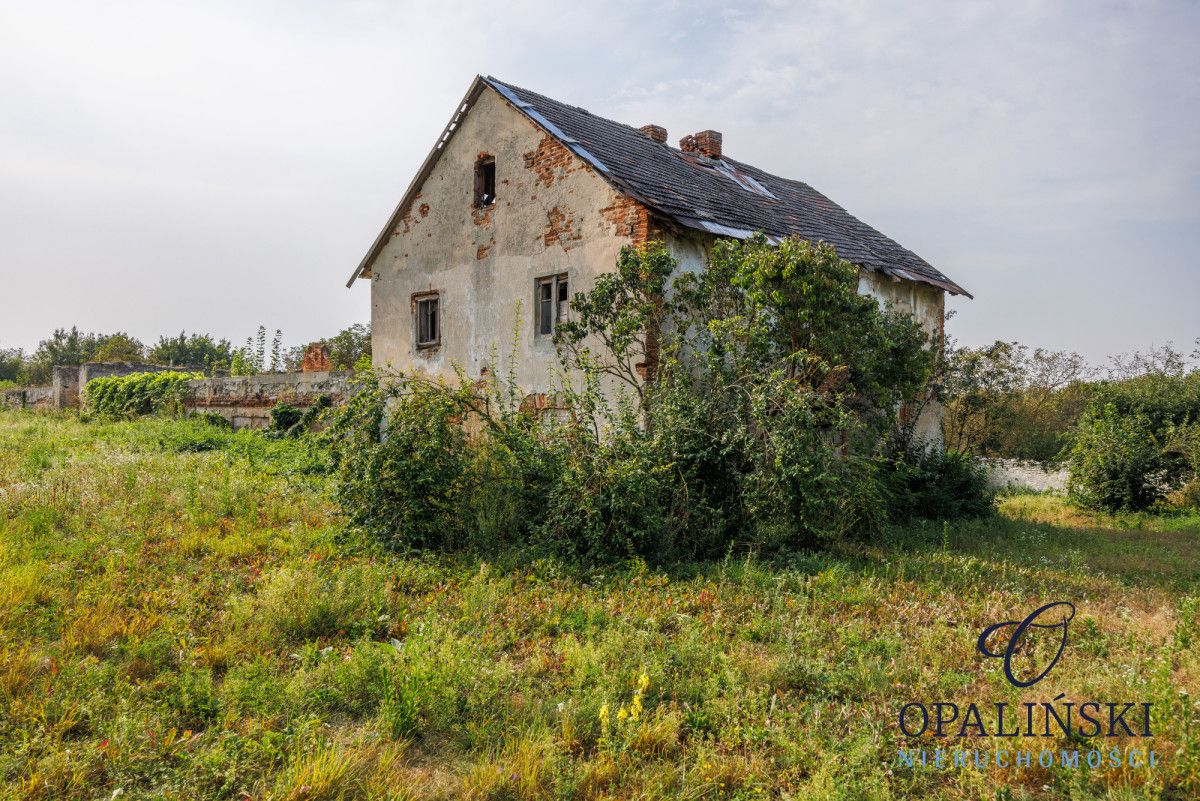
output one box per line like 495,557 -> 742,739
0,0 -> 1196,361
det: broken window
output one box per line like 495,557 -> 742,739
536,274 -> 569,336
415,294 -> 440,348
474,156 -> 496,207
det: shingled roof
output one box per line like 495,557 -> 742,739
350,75 -> 969,297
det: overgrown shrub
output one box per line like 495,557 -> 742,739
1066,371 -> 1200,511
327,237 -> 987,561
326,373 -> 476,551
880,446 -> 994,521
1067,405 -> 1163,512
83,371 -> 202,419
266,396 -> 332,439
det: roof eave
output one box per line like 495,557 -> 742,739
671,215 -> 972,297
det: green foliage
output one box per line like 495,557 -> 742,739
232,325 -> 284,375
1167,425 -> 1200,508
556,242 -> 675,406
23,326 -> 149,384
326,371 -> 475,551
880,447 -> 994,521
267,396 -> 333,439
941,340 -> 1093,462
325,323 -> 372,370
148,331 -> 234,374
1067,369 -> 1200,512
269,402 -> 304,433
1068,404 -> 1163,512
90,332 -> 145,362
331,237 -> 976,561
0,347 -> 26,384
82,370 -> 202,419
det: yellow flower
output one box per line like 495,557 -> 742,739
637,672 -> 650,693
617,706 -> 628,722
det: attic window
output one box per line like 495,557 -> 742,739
474,156 -> 496,207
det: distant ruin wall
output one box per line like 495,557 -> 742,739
981,458 -> 1069,493
182,371 -> 355,429
3,364 -> 355,429
1,386 -> 54,410
52,362 -> 185,409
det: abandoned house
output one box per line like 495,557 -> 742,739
346,75 -> 969,439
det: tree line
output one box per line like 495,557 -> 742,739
942,338 -> 1200,511
0,323 -> 371,387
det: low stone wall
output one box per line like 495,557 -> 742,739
981,458 -> 1069,493
2,365 -> 355,429
1,385 -> 54,410
182,371 -> 355,429
56,362 -> 190,408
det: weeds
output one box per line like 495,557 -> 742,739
0,410 -> 1196,799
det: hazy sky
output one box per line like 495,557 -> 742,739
1,1 -> 1197,362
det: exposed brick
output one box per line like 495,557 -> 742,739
599,195 -> 653,245
476,245 -> 491,260
418,203 -> 430,218
471,204 -> 495,226
523,134 -> 578,188
639,124 -> 667,143
301,342 -> 332,372
679,130 -> 722,159
543,206 -> 583,248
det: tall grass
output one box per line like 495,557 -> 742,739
0,410 -> 1196,799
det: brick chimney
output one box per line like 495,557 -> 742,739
301,342 -> 332,372
638,124 -> 667,144
679,129 -> 723,159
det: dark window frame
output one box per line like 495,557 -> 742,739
414,293 -> 440,349
474,156 -> 496,208
535,273 -> 569,336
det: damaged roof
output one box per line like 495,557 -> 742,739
349,75 -> 969,297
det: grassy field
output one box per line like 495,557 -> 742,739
0,410 -> 1197,800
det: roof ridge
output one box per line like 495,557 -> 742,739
351,75 -> 969,297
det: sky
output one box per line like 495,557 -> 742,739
1,0 -> 1197,363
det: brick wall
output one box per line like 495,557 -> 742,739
182,371 -> 356,429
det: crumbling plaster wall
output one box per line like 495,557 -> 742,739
182,371 -> 354,430
368,86 -> 649,394
366,86 -> 947,438
859,270 -> 947,445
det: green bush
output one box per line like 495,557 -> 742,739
1066,372 -> 1200,512
327,238 -> 986,562
82,370 -> 202,419
1067,404 -> 1164,511
880,447 -> 994,521
266,395 -> 332,439
326,373 -> 475,551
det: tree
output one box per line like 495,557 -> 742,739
25,327 -> 99,384
940,341 -> 1093,461
149,332 -> 233,373
0,347 -> 26,384
326,323 -> 372,370
91,332 -> 145,362
554,237 -> 943,552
